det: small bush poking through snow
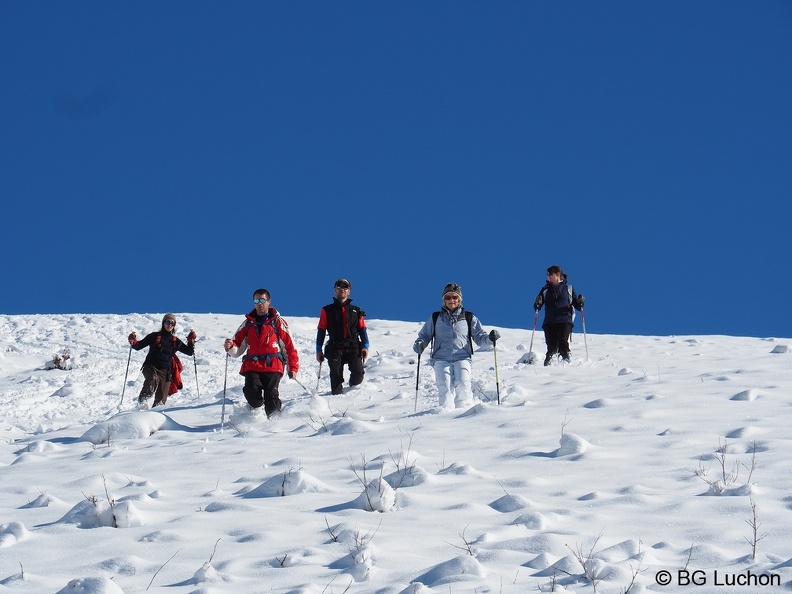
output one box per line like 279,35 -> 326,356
47,349 -> 73,370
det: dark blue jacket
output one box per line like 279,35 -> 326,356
536,278 -> 581,327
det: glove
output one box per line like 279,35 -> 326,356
534,296 -> 543,311
574,295 -> 585,309
187,330 -> 197,343
413,340 -> 425,355
288,370 -> 296,380
489,329 -> 500,344
128,332 -> 137,345
316,352 -> 325,363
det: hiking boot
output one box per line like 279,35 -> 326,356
244,404 -> 264,418
543,355 -> 552,367
331,386 -> 343,395
266,398 -> 282,418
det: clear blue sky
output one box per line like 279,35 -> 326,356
2,2 -> 791,338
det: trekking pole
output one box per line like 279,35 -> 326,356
293,376 -> 314,396
221,353 -> 229,430
315,360 -> 323,391
493,339 -> 501,405
581,309 -> 589,360
414,352 -> 421,412
528,311 -> 538,364
189,329 -> 200,398
193,354 -> 200,397
119,344 -> 133,409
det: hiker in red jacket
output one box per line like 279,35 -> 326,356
128,313 -> 196,407
224,288 -> 300,418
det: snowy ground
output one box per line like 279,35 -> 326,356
1,312 -> 792,594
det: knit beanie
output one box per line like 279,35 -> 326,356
162,313 -> 177,326
442,283 -> 462,299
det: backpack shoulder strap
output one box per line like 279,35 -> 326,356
271,315 -> 289,366
465,310 -> 474,355
431,311 -> 441,339
271,314 -> 289,337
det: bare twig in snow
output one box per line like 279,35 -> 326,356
744,494 -> 768,560
146,549 -> 180,591
208,538 -> 221,563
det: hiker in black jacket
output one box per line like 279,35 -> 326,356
128,313 -> 196,407
315,278 -> 370,395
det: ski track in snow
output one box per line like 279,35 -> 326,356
1,313 -> 792,593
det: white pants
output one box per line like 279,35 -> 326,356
432,359 -> 473,409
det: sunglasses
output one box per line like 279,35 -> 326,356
335,285 -> 350,290
253,297 -> 269,304
444,294 -> 460,300
164,320 -> 176,326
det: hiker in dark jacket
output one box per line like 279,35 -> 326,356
316,278 -> 370,395
413,283 -> 500,410
534,265 -> 585,366
128,313 -> 196,407
224,288 -> 299,418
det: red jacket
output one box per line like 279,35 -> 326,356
168,354 -> 184,395
228,308 -> 299,376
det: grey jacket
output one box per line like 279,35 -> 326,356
414,307 -> 492,363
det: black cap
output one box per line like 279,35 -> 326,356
334,278 -> 351,290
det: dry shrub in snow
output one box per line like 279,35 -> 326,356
46,348 -> 73,370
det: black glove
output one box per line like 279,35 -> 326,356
288,370 -> 296,380
413,340 -> 425,355
574,295 -> 585,310
534,296 -> 543,311
489,329 -> 500,343
187,330 -> 197,343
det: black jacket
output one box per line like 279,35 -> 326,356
316,298 -> 368,351
133,330 -> 194,370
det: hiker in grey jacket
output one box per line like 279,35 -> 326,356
413,283 -> 500,410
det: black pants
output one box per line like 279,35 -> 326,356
544,323 -> 573,359
325,346 -> 365,395
243,372 -> 282,417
